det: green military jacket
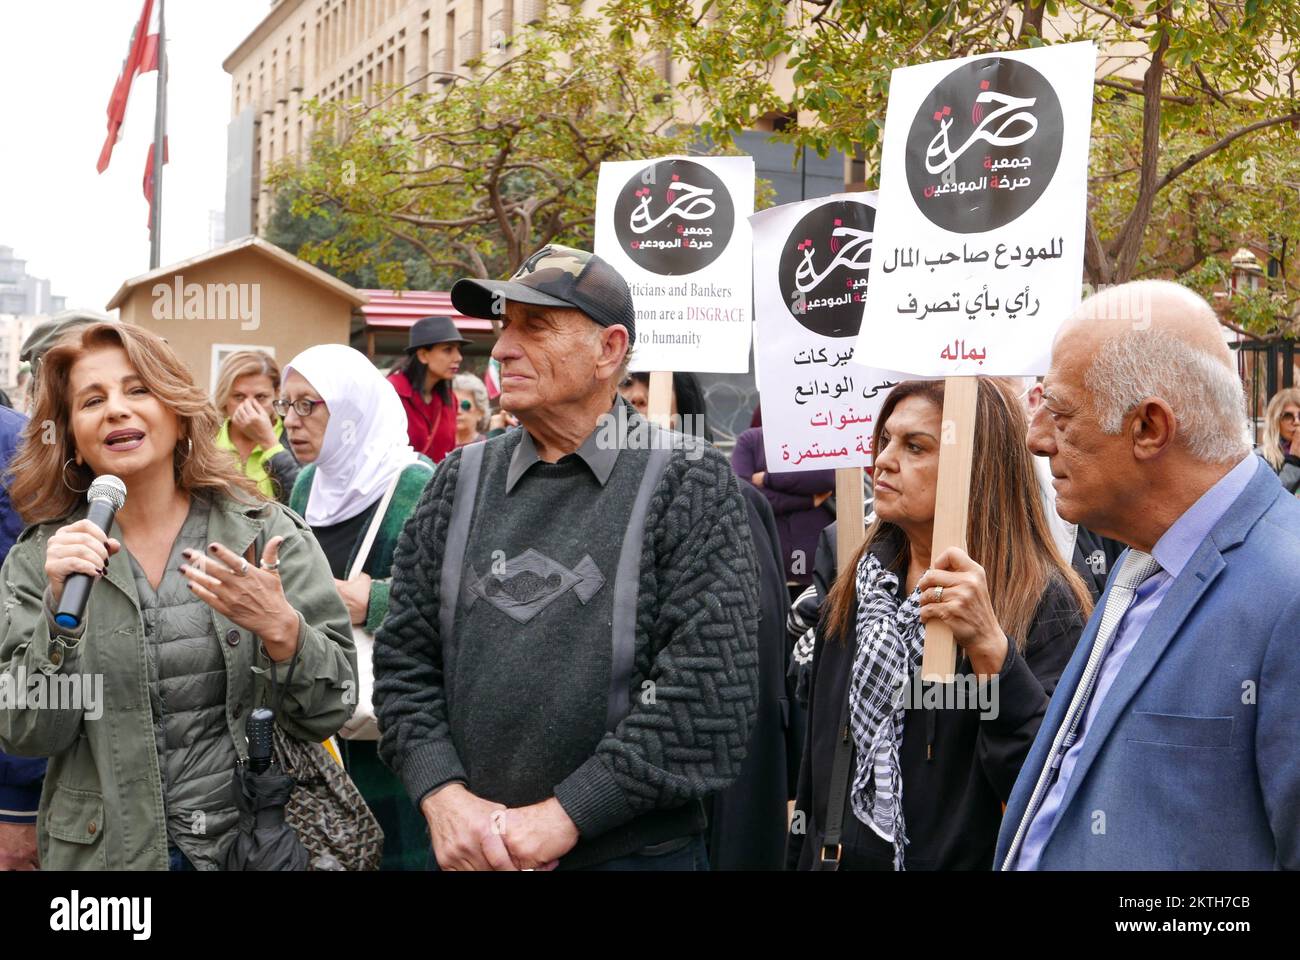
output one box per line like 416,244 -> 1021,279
0,494 -> 356,870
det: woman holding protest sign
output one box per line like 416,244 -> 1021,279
788,378 -> 1090,871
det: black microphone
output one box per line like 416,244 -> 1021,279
54,475 -> 127,631
246,708 -> 276,773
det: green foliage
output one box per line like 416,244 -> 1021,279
606,0 -> 1300,334
263,187 -> 447,289
268,12 -> 693,286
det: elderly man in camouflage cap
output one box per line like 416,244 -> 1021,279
374,244 -> 761,871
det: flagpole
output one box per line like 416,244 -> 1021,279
148,0 -> 166,269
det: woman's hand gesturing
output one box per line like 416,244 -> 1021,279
181,536 -> 300,662
44,519 -> 121,605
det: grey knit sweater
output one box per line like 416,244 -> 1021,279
374,410 -> 761,868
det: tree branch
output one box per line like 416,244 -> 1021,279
1016,0 -> 1044,42
1096,77 -> 1194,105
1110,3 -> 1171,281
1084,209 -> 1113,286
1154,111 -> 1300,195
1073,0 -> 1150,29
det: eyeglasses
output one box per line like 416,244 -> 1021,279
272,398 -> 326,418
459,399 -> 474,412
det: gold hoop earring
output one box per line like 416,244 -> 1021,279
62,457 -> 89,494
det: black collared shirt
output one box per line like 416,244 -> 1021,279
505,399 -> 624,493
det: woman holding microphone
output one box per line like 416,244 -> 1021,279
0,323 -> 355,871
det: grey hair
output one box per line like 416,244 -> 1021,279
582,318 -> 632,390
616,343 -> 634,385
1083,329 -> 1250,464
452,372 -> 491,433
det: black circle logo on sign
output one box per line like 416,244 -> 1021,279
904,57 -> 1063,233
613,158 -> 734,275
777,199 -> 875,339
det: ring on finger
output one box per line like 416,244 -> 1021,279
260,559 -> 280,572
238,558 -> 249,577
932,585 -> 943,602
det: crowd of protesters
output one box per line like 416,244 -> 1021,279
0,247 -> 1297,872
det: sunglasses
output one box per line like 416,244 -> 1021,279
459,399 -> 474,412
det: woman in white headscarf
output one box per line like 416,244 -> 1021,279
279,344 -> 436,871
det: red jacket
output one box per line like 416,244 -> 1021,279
388,369 -> 456,463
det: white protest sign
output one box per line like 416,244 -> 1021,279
858,41 -> 1096,376
751,191 -> 906,472
595,155 -> 754,373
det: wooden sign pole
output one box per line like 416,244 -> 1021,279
920,375 -> 978,683
835,467 -> 866,577
647,370 -> 674,429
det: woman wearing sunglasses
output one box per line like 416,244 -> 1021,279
1256,387 -> 1300,494
452,372 -> 490,448
279,344 -> 437,870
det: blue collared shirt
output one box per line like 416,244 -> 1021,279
1011,454 -> 1258,870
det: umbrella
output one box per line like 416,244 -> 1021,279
225,708 -> 310,871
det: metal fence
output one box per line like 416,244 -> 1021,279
1232,338 -> 1296,444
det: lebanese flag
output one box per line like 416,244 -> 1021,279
96,0 -> 158,173
143,137 -> 169,229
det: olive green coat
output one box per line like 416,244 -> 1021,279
0,494 -> 356,870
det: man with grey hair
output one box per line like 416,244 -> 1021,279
997,279 -> 1300,870
375,244 -> 760,871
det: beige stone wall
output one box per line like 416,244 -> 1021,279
227,0 -> 563,232
117,247 -> 353,394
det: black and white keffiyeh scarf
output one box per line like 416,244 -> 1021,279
847,550 -> 925,871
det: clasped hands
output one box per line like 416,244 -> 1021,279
421,783 -> 579,871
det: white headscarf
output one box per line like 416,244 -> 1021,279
283,344 -> 419,525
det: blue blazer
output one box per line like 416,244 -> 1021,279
995,459 -> 1300,870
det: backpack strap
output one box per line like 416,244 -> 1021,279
813,669 -> 855,871
438,442 -> 485,644
434,434 -> 673,736
606,444 -> 674,732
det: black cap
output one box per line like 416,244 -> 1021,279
407,315 -> 471,353
451,244 -> 635,344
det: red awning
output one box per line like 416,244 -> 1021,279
355,290 -> 494,334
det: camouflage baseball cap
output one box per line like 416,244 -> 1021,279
20,313 -> 100,382
451,244 -> 635,344
20,314 -> 98,362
